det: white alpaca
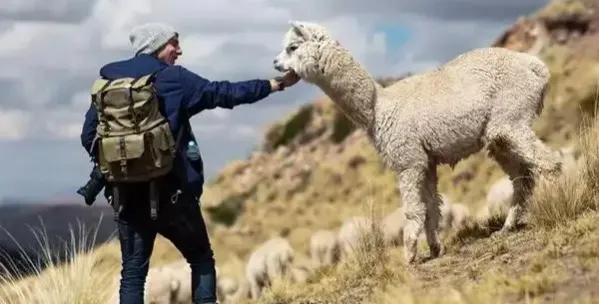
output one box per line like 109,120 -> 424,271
382,207 -> 406,246
484,176 -> 514,219
440,199 -> 470,232
217,276 -> 239,303
310,229 -> 341,267
245,237 -> 294,299
337,216 -> 373,257
274,21 -> 561,263
220,278 -> 251,304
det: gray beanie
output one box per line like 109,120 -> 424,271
129,23 -> 178,55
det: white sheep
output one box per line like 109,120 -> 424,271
483,176 -> 514,219
145,260 -> 191,304
440,200 -> 470,232
382,207 -> 405,247
337,216 -> 373,257
309,229 -> 341,268
217,276 -> 238,303
245,237 -> 294,299
274,21 -> 561,263
220,278 -> 251,304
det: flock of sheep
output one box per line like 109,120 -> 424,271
125,174 -> 538,304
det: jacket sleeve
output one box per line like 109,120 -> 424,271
81,104 -> 98,156
179,67 -> 272,116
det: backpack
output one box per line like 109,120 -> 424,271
90,73 -> 178,183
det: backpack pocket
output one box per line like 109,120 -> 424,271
148,122 -> 176,169
99,124 -> 175,182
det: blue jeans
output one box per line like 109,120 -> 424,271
114,183 -> 216,304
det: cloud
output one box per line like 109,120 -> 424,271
0,0 -> 94,22
0,107 -> 30,140
270,0 -> 547,22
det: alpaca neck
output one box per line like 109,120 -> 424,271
314,44 -> 377,130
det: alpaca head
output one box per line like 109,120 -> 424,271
274,21 -> 335,82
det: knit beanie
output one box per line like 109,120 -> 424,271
129,23 -> 178,55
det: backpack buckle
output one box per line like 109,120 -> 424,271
171,189 -> 182,204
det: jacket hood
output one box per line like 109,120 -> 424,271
99,54 -> 169,80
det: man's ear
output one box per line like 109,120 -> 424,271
289,20 -> 311,40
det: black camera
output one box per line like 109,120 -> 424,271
77,165 -> 106,206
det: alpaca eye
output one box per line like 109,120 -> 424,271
287,45 -> 298,53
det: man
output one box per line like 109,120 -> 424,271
80,23 -> 300,304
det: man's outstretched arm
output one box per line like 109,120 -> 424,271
179,67 -> 299,116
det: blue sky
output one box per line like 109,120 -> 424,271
0,0 -> 548,202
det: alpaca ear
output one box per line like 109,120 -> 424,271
289,20 -> 311,40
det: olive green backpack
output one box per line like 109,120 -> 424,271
90,73 -> 177,183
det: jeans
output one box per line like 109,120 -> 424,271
114,182 -> 216,304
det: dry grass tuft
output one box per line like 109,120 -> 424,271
529,115 -> 599,229
0,221 -> 118,304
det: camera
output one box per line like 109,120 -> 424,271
77,165 -> 106,206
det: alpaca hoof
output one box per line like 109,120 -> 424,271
404,251 -> 417,264
429,244 -> 444,258
493,225 -> 514,237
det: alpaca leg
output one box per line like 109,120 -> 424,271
423,166 -> 443,258
487,126 -> 560,232
399,166 -> 428,263
249,280 -> 261,300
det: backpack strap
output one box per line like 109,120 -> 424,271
91,79 -> 114,135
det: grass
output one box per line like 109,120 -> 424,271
257,204 -> 399,304
0,220 -> 119,304
529,116 -> 599,229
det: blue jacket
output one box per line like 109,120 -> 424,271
81,54 -> 272,198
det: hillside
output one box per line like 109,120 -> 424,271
1,0 -> 599,303
202,0 -> 599,273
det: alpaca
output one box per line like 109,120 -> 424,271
274,21 -> 561,263
382,207 -> 406,247
310,229 -> 341,267
217,276 -> 239,303
337,216 -> 374,257
440,198 -> 470,232
484,176 -> 514,218
245,237 -> 294,299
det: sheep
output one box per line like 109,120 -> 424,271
337,216 -> 373,257
479,146 -> 578,221
274,21 -> 561,263
245,237 -> 294,299
309,229 -> 341,268
108,260 -> 191,304
381,207 -> 406,247
440,200 -> 470,232
290,264 -> 312,284
145,260 -> 191,304
217,276 -> 239,303
483,176 -> 514,219
220,278 -> 251,304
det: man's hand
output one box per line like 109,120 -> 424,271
270,71 -> 301,92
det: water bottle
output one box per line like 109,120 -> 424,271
186,141 -> 200,161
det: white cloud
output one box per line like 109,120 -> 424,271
207,108 -> 232,120
90,0 -> 153,50
0,108 -> 30,140
232,124 -> 259,139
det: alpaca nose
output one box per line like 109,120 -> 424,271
273,58 -> 278,65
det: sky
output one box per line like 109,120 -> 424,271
0,0 -> 548,202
